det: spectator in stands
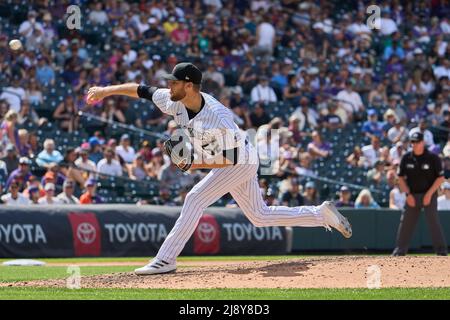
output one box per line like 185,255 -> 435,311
5,156 -> 31,191
389,177 -> 407,210
89,2 -> 109,25
38,183 -> 60,204
0,156 -> 7,193
1,144 -> 19,174
1,180 -> 29,205
1,110 -> 19,152
75,143 -> 97,179
438,182 -> 450,211
254,14 -> 276,57
87,137 -> 104,164
320,101 -> 344,130
409,119 -> 439,153
367,160 -> 387,185
128,154 -> 148,181
280,180 -> 304,206
250,76 -> 277,104
53,95 -> 79,133
390,141 -> 407,164
171,19 -> 191,45
57,180 -> 80,204
80,179 -> 102,204
283,73 -> 302,106
36,139 -> 64,168
25,78 -> 43,106
387,118 -> 408,144
61,148 -> 85,187
18,10 -> 44,50
354,189 -> 381,209
307,131 -> 331,160
291,97 -> 319,131
336,79 -> 364,122
249,103 -> 270,128
368,82 -> 388,107
101,99 -> 126,123
115,134 -> 136,164
36,56 -> 55,86
303,181 -> 320,206
17,100 -> 40,128
146,147 -> 165,179
203,62 -> 225,88
28,186 -> 40,204
159,161 -> 193,189
335,186 -> 355,208
143,17 -> 162,44
0,75 -> 26,113
362,136 -> 382,168
97,147 -> 122,177
18,129 -> 34,158
362,109 -> 384,139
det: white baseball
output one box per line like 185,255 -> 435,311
9,39 -> 22,50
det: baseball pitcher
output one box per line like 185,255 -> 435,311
87,62 -> 352,275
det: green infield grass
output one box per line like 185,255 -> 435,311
0,256 -> 448,300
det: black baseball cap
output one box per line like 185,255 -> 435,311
163,62 -> 202,85
409,131 -> 424,142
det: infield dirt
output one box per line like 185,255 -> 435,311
3,256 -> 450,289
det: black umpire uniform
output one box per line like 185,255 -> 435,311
393,131 -> 448,256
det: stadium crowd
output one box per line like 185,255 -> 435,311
0,0 -> 449,209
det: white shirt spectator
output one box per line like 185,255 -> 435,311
89,9 -> 109,25
378,17 -> 398,35
433,64 -> 450,80
57,192 -> 80,204
290,108 -> 319,130
390,187 -> 406,210
203,0 -> 223,11
134,19 -> 150,35
123,49 -> 137,66
203,70 -> 225,87
97,159 -> 123,176
250,84 -> 277,104
387,126 -> 409,143
438,195 -> 450,210
362,144 -> 381,167
115,145 -> 136,164
0,86 -> 26,112
256,22 -> 275,47
347,22 -> 371,35
389,145 -> 405,163
251,0 -> 271,12
440,18 -> 450,34
336,89 -> 364,114
1,193 -> 30,205
18,20 -> 44,38
38,197 -> 61,205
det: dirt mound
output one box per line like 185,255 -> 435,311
4,256 -> 450,289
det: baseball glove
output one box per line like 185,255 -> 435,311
163,134 -> 194,172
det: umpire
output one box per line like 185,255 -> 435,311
393,131 -> 448,256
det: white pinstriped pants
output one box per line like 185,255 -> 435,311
156,147 -> 325,264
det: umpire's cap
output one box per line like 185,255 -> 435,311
163,62 -> 202,84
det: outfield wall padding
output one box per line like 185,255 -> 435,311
0,205 -> 288,258
292,209 -> 450,252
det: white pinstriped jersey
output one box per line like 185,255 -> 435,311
152,88 -> 243,159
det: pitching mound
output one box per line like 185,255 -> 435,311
5,256 -> 450,289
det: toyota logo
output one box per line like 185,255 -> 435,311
76,222 -> 96,244
197,222 -> 216,243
